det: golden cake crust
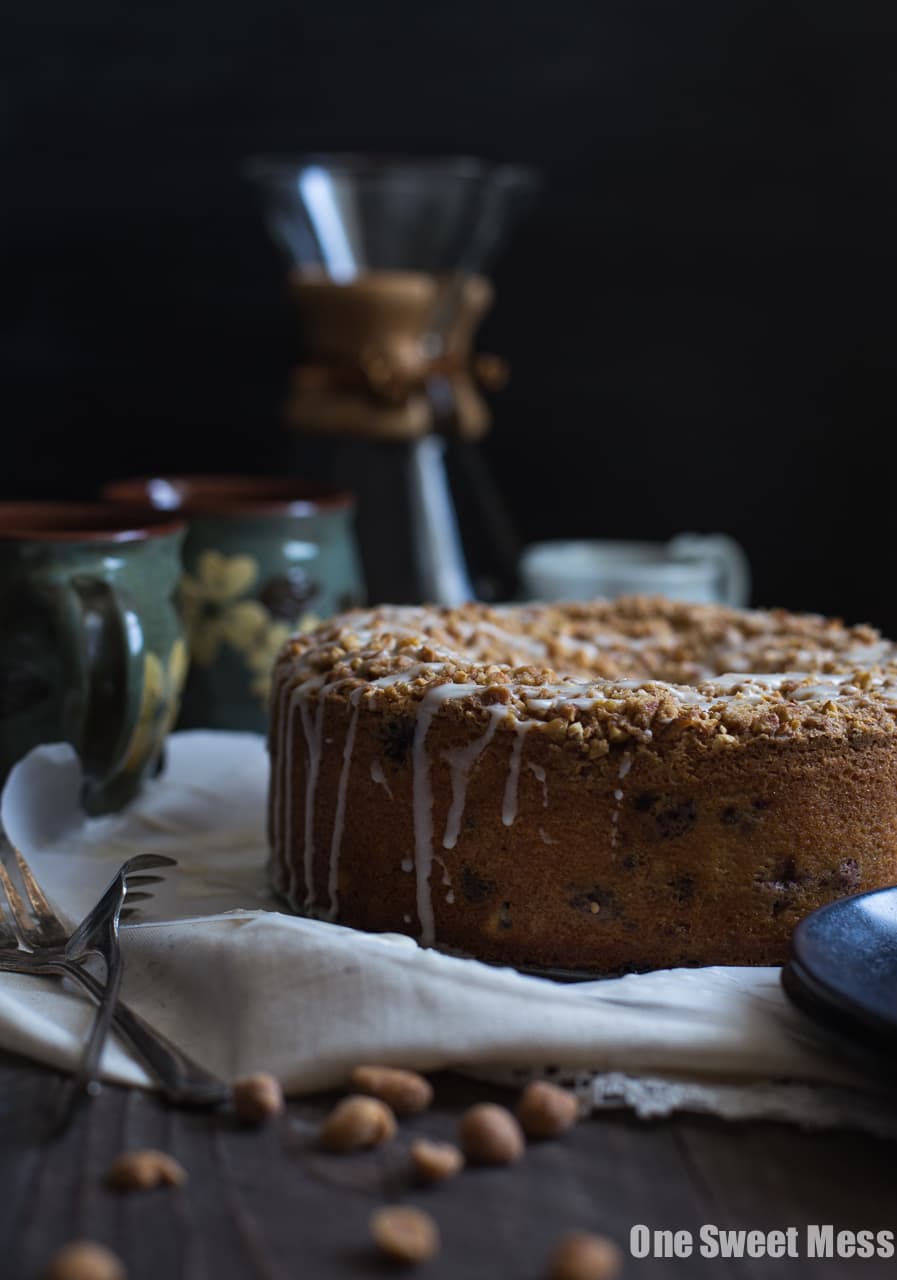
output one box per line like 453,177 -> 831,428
267,599 -> 897,971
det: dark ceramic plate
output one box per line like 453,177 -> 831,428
782,886 -> 897,1058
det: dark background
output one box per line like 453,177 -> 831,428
4,1 -> 896,630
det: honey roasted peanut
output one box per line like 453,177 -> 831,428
42,1241 -> 127,1280
516,1080 -> 580,1139
458,1102 -> 525,1165
106,1149 -> 186,1191
370,1205 -> 440,1265
320,1094 -> 397,1153
350,1064 -> 433,1115
546,1232 -> 624,1280
232,1072 -> 285,1123
410,1138 -> 465,1183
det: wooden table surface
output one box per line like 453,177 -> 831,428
1,1050 -> 895,1280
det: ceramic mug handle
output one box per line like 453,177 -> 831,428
37,572 -> 146,814
668,533 -> 751,607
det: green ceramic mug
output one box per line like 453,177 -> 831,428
0,503 -> 187,815
102,476 -> 365,733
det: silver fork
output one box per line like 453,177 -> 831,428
0,839 -> 231,1108
66,852 -> 172,1097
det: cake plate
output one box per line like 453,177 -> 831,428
782,886 -> 897,1074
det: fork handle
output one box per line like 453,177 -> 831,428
58,959 -> 230,1106
70,949 -> 124,1099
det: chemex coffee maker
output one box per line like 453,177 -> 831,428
246,154 -> 538,605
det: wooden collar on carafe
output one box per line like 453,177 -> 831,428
284,269 -> 508,442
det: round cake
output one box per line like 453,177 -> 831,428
267,598 -> 897,972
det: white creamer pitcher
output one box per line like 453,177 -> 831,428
519,533 -> 750,606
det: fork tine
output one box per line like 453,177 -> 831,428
14,847 -> 68,937
14,847 -> 56,917
3,844 -> 69,947
121,874 -> 165,887
0,861 -> 32,946
121,891 -> 154,903
0,868 -> 24,950
119,907 -> 142,921
124,854 -> 177,873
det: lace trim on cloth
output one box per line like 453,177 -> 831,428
464,1065 -> 897,1139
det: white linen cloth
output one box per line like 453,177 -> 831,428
0,733 -> 893,1133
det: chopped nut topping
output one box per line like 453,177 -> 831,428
273,600 -> 897,753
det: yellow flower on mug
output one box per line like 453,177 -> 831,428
246,614 -> 322,704
246,622 -> 292,703
179,550 -> 265,666
122,638 -> 188,774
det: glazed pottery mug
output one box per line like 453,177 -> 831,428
103,476 -> 365,733
0,503 -> 187,815
519,533 -> 751,606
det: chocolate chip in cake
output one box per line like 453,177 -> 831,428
773,855 -> 799,886
380,715 -> 416,764
819,857 -> 861,894
655,800 -> 697,840
633,791 -> 658,813
720,802 -> 764,833
757,855 -> 803,900
838,857 -> 860,891
499,901 -> 513,930
462,867 -> 495,904
669,875 -> 695,904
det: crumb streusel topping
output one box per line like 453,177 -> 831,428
272,600 -> 897,752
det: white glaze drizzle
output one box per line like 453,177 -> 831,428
527,761 -> 548,807
442,706 -> 505,849
297,674 -> 328,910
609,751 -> 632,849
326,686 -> 364,920
369,759 -> 393,798
412,683 -> 481,946
271,668 -> 287,889
502,723 -> 529,827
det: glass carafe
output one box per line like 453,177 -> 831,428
245,153 -> 538,605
